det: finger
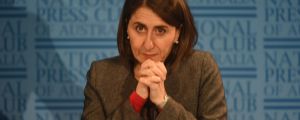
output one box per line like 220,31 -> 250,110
156,62 -> 167,80
139,76 -> 161,86
138,77 -> 151,86
142,76 -> 161,84
141,60 -> 162,78
156,62 -> 167,74
149,65 -> 165,81
134,64 -> 142,78
149,83 -> 160,91
142,60 -> 165,79
141,59 -> 156,70
139,68 -> 155,77
149,76 -> 161,83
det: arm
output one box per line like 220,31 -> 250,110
81,62 -> 105,120
197,52 -> 227,119
156,97 -> 198,120
156,52 -> 227,120
81,62 -> 141,120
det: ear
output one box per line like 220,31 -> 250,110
174,28 -> 181,42
127,30 -> 130,40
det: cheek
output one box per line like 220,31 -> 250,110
129,40 -> 140,52
129,37 -> 144,56
128,31 -> 141,51
157,40 -> 174,57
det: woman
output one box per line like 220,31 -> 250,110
81,0 -> 227,119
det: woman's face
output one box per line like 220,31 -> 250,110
127,6 -> 180,64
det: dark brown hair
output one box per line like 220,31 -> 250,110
117,0 -> 198,70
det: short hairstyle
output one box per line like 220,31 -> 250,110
117,0 -> 198,70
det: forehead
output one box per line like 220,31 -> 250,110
129,6 -> 170,27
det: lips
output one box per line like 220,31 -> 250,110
143,53 -> 157,58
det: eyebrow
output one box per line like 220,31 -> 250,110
133,21 -> 169,28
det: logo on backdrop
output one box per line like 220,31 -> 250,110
263,0 -> 300,119
191,0 -> 258,119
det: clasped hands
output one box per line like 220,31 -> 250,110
135,59 -> 167,109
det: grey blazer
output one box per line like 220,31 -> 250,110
81,50 -> 227,120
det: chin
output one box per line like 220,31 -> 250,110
135,54 -> 164,63
145,57 -> 162,62
136,57 -> 156,63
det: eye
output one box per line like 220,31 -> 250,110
155,27 -> 166,35
136,25 -> 146,33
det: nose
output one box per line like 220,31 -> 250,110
143,32 -> 154,50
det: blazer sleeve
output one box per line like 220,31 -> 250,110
156,52 -> 227,120
197,52 -> 227,119
156,97 -> 198,120
81,62 -> 141,120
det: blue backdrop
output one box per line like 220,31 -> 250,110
0,0 -> 299,120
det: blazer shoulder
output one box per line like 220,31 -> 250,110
91,56 -> 127,71
188,50 -> 215,65
93,56 -> 121,66
89,56 -> 128,79
180,50 -> 220,76
87,56 -> 129,87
